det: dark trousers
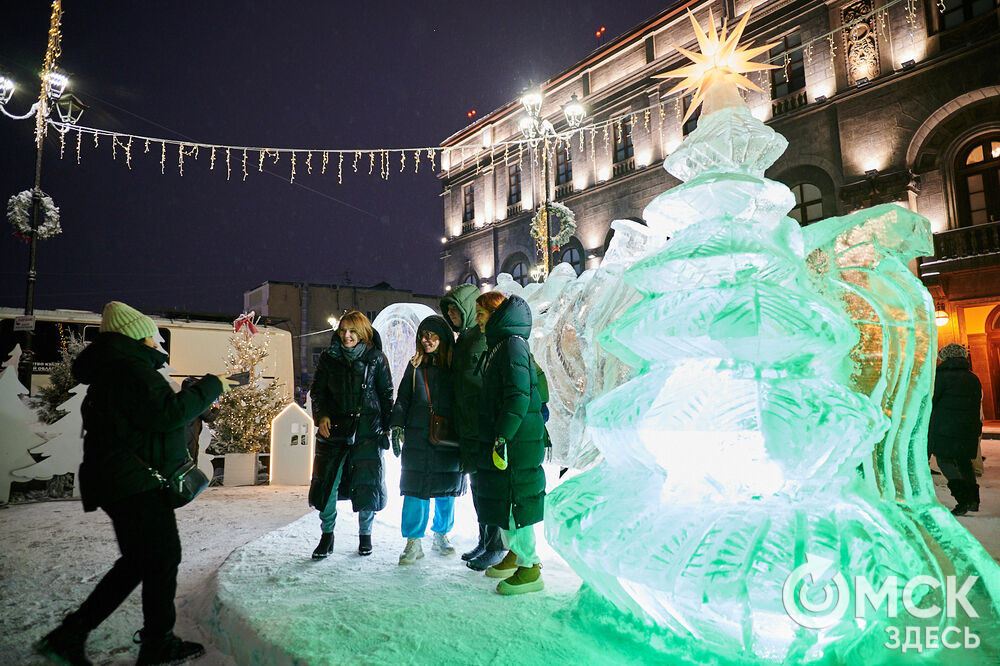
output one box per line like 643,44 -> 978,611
938,457 -> 980,506
469,472 -> 504,551
67,490 -> 181,636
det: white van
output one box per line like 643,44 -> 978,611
0,307 -> 294,397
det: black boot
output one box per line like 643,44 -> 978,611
969,482 -> 981,512
312,532 -> 334,559
35,619 -> 92,666
358,534 -> 373,556
461,525 -> 486,561
467,549 -> 507,571
948,480 -> 971,516
134,630 -> 205,666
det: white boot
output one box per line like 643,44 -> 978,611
398,538 -> 424,565
431,532 -> 456,556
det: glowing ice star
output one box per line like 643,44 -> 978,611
655,9 -> 778,122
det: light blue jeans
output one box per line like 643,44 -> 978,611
400,495 -> 455,539
320,487 -> 375,536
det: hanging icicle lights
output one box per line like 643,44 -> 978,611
36,0 -> 915,184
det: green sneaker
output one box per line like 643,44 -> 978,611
484,550 -> 519,578
497,564 -> 544,595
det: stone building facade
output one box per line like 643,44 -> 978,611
243,280 -> 439,388
438,0 -> 1000,416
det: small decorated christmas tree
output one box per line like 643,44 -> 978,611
211,313 -> 283,453
34,331 -> 85,424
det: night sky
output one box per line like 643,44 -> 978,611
1,2 -> 664,316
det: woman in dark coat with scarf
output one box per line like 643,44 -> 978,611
389,315 -> 465,564
928,343 -> 983,516
474,292 -> 546,595
309,310 -> 394,558
35,301 -> 228,666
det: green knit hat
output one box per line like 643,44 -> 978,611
100,301 -> 158,341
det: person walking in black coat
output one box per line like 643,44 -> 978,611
308,311 -> 394,558
35,301 -> 231,666
928,343 -> 983,516
439,284 -> 506,570
389,315 -> 465,564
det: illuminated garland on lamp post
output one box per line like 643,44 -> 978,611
0,0 -> 87,391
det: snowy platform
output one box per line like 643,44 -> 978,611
198,463 -> 676,665
200,446 -> 1000,665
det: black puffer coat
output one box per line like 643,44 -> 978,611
72,332 -> 223,512
476,295 -> 546,528
391,361 -> 466,499
928,356 -> 983,460
440,284 -> 486,472
309,332 -> 393,512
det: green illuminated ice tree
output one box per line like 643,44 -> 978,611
546,10 -> 1000,664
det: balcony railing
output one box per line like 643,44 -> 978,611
612,156 -> 635,178
919,220 -> 1000,277
771,89 -> 808,117
506,201 -> 523,218
461,219 -> 476,234
554,182 -> 574,199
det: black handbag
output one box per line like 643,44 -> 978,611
133,452 -> 210,508
422,367 -> 459,448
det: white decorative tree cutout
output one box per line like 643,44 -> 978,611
13,392 -> 85,498
0,364 -> 46,503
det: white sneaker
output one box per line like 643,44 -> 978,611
431,532 -> 456,556
398,538 -> 424,564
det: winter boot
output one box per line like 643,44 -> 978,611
312,532 -> 334,559
969,482 -> 981,512
35,619 -> 92,666
398,538 -> 424,565
358,534 -> 373,556
467,548 -> 507,572
462,526 -> 486,561
485,550 -> 519,579
134,630 -> 205,666
947,480 -> 971,516
431,532 -> 456,556
496,563 -> 544,595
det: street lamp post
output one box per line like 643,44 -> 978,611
519,89 -> 586,279
1,1 -> 86,390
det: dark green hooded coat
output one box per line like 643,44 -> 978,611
440,284 -> 487,472
72,332 -> 223,512
309,331 -> 393,513
475,295 -> 546,528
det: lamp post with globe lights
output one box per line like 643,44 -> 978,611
1,1 -> 87,390
518,88 -> 586,279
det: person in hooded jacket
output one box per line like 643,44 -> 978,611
439,284 -> 507,570
474,292 -> 547,595
928,343 -> 983,516
389,315 -> 465,564
309,310 -> 394,558
35,301 -> 231,666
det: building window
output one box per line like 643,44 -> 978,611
502,252 -> 532,287
366,311 -> 378,322
788,183 -> 825,225
460,272 -> 479,286
613,117 -> 634,163
682,95 -> 701,136
769,34 -> 806,99
555,143 -> 573,185
956,135 -> 1000,226
312,346 -> 325,369
556,237 -> 585,275
463,184 -> 475,223
941,0 -> 995,30
508,164 -> 521,206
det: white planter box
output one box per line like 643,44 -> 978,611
224,453 -> 257,486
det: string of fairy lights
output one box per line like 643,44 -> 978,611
29,0 -> 943,185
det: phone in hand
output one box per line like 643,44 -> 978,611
229,372 -> 251,387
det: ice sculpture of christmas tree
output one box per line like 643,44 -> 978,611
545,10 -> 1000,664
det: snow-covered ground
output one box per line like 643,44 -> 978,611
2,442 -> 999,665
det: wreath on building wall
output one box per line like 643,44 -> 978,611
7,189 -> 62,242
530,201 -> 576,253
